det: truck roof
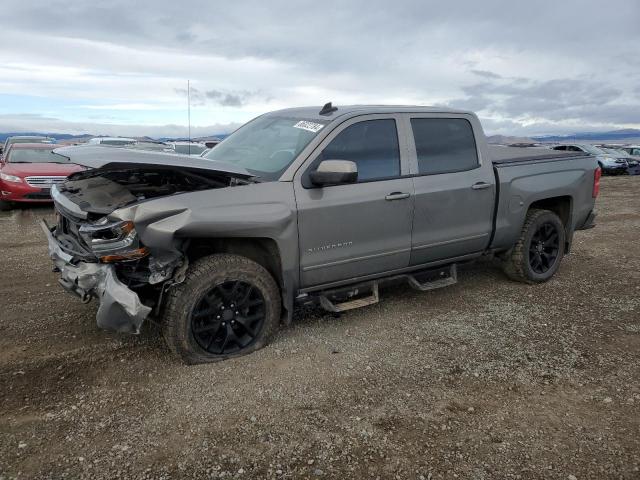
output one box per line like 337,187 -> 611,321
266,105 -> 472,121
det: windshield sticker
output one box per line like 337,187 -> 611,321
293,120 -> 325,133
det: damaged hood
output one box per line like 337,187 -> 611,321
51,146 -> 258,219
53,145 -> 253,179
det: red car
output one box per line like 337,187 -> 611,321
0,143 -> 84,210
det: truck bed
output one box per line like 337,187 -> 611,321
489,145 -> 588,165
488,145 -> 597,253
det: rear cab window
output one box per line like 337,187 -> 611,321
410,118 -> 479,175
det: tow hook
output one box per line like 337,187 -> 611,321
80,292 -> 92,304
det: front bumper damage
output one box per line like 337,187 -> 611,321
41,220 -> 152,333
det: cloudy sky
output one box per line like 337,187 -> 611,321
0,0 -> 638,137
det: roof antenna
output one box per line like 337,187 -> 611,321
187,80 -> 191,155
319,102 -> 338,115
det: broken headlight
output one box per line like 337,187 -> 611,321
79,219 -> 149,262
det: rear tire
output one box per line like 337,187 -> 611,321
162,253 -> 281,364
502,209 -> 566,284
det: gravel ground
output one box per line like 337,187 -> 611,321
0,177 -> 638,480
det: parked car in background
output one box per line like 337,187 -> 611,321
165,141 -> 208,156
0,143 -> 83,210
127,141 -> 169,152
619,145 -> 640,156
2,136 -> 55,159
551,144 -> 628,174
600,147 -> 640,175
87,137 -> 136,147
204,139 -> 222,148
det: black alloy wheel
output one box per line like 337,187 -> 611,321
528,221 -> 560,274
190,280 -> 266,355
502,208 -> 566,284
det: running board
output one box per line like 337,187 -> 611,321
319,283 -> 379,313
407,264 -> 457,291
310,264 -> 457,314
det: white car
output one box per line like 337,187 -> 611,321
165,142 -> 208,156
87,137 -> 136,147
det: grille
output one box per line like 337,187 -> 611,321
23,192 -> 52,199
25,176 -> 67,187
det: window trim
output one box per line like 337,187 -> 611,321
298,114 -> 409,189
402,114 -> 482,177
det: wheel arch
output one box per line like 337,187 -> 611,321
528,195 -> 573,251
184,237 -> 292,322
186,237 -> 281,285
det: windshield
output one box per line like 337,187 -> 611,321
603,148 -> 629,157
204,116 -> 328,180
174,144 -> 207,155
581,145 -> 606,155
8,148 -> 70,163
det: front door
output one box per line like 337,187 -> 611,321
294,116 -> 414,287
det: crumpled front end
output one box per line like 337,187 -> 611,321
41,220 -> 152,333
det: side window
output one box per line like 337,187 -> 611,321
320,119 -> 400,182
553,145 -> 566,151
410,118 -> 479,175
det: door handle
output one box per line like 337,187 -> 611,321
385,192 -> 411,201
471,182 -> 492,190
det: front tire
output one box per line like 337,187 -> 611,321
0,200 -> 13,211
502,209 -> 566,283
163,254 -> 281,364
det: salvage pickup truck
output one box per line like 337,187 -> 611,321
42,104 -> 599,363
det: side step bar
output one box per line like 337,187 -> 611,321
319,283 -> 379,313
408,264 -> 457,291
313,264 -> 458,313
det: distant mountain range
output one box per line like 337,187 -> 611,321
486,135 -> 535,145
530,129 -> 640,142
0,132 -> 93,142
0,132 -> 230,143
2,128 -> 639,145
484,129 -> 640,145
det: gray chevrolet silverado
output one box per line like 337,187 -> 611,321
42,104 -> 599,363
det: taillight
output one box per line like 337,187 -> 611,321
593,167 -> 601,198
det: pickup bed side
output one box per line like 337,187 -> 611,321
490,149 -> 598,253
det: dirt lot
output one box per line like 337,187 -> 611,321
0,177 -> 638,480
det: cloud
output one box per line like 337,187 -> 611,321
205,89 -> 250,107
0,0 -> 638,135
174,87 -> 265,108
449,76 -> 639,134
470,70 -> 502,80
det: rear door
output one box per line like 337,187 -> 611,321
404,114 -> 495,264
294,115 -> 414,287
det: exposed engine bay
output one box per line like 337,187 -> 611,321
59,166 -> 250,217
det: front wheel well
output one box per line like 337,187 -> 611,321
184,237 -> 283,291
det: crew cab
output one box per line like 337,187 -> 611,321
42,105 -> 599,363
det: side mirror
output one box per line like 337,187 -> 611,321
309,160 -> 358,186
